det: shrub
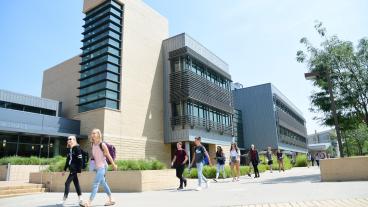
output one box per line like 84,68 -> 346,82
183,165 -> 252,179
46,159 -> 166,172
0,156 -> 64,165
294,154 -> 308,167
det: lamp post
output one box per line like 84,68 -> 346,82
305,70 -> 344,157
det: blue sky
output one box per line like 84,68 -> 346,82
0,0 -> 367,134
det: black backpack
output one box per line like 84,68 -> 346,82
81,150 -> 89,169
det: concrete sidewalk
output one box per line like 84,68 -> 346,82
0,167 -> 367,207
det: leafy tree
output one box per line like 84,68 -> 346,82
343,124 -> 368,156
297,22 -> 368,127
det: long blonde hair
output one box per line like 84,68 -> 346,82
91,128 -> 103,143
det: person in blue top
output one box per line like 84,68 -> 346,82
213,146 -> 226,182
190,137 -> 212,191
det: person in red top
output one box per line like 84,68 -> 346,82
171,142 -> 188,190
249,144 -> 260,178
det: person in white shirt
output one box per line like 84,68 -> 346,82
230,143 -> 241,182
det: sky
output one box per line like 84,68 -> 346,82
0,0 -> 367,134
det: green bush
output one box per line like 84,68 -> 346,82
109,159 -> 166,171
183,165 -> 253,179
294,154 -> 308,167
0,156 -> 64,165
259,155 -> 293,171
46,159 -> 166,172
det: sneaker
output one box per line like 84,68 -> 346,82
195,186 -> 202,191
248,173 -> 251,177
213,178 -> 218,182
177,186 -> 184,190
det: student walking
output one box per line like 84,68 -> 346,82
60,136 -> 83,206
249,144 -> 260,178
213,146 -> 226,182
81,129 -> 118,207
266,147 -> 273,173
276,149 -> 285,172
171,142 -> 188,190
230,143 -> 240,181
190,137 -> 212,191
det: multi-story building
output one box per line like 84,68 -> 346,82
233,83 -> 308,153
0,90 -> 80,157
40,1 -> 235,164
42,0 -> 171,163
308,129 -> 339,157
162,33 -> 234,159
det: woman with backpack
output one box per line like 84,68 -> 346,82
60,135 -> 83,206
213,146 -> 226,182
82,128 -> 118,207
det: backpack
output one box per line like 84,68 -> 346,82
81,149 -> 89,169
99,142 -> 116,164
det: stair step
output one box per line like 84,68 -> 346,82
0,184 -> 44,191
0,191 -> 45,199
0,187 -> 46,195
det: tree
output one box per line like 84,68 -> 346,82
297,22 -> 368,128
344,124 -> 368,156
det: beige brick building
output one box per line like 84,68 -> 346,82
42,0 -> 234,165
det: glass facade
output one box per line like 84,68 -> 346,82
171,55 -> 231,92
233,109 -> 244,148
79,0 -> 123,113
274,98 -> 305,125
169,54 -> 233,135
0,100 -> 56,116
0,132 -> 68,158
278,125 -> 307,148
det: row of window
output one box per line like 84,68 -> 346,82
79,90 -> 118,104
84,0 -> 122,24
80,81 -> 119,96
82,38 -> 120,55
274,98 -> 305,125
171,56 -> 232,91
172,101 -> 232,127
0,101 -> 56,116
80,63 -> 119,79
278,125 -> 307,144
81,46 -> 120,63
81,54 -> 120,70
84,22 -> 121,40
85,6 -> 122,26
83,30 -> 121,47
79,0 -> 123,113
80,72 -> 119,88
79,99 -> 118,113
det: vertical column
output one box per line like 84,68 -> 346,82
54,138 -> 60,156
185,142 -> 191,167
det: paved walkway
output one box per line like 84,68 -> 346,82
0,167 -> 367,207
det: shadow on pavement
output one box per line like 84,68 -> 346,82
261,174 -> 321,184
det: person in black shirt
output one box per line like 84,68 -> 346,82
213,146 -> 226,182
276,149 -> 285,172
171,142 -> 188,190
60,136 -> 83,206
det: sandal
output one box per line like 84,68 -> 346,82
105,201 -> 116,206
